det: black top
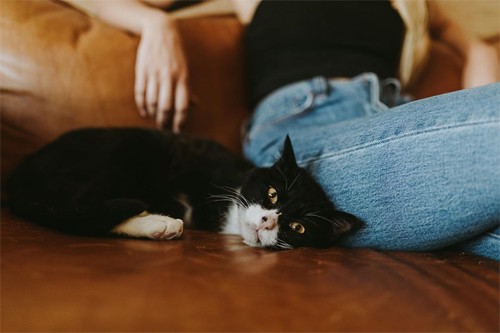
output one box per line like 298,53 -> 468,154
246,0 -> 405,108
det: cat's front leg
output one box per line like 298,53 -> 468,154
111,212 -> 184,240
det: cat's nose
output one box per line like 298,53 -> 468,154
259,216 -> 277,230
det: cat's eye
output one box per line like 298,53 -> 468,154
267,187 -> 278,205
289,222 -> 305,234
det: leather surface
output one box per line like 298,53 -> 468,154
1,207 -> 499,332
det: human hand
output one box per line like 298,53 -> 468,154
135,15 -> 190,132
462,42 -> 500,89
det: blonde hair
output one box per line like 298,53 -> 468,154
393,0 -> 431,88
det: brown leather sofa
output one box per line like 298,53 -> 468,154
1,1 -> 499,332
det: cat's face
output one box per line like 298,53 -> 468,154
238,136 -> 360,250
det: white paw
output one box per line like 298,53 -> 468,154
112,212 -> 184,240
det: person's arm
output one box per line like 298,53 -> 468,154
61,0 -> 190,132
428,1 -> 499,89
63,0 -> 175,33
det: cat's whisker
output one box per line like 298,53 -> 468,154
304,217 -> 322,229
204,198 -> 233,204
277,169 -> 288,191
278,243 -> 293,250
205,199 -> 247,209
275,239 -> 293,250
273,242 -> 285,250
210,198 -> 246,208
288,171 -> 303,191
217,185 -> 242,195
205,194 -> 247,208
224,188 -> 249,208
306,213 -> 340,227
213,185 -> 249,207
223,196 -> 247,208
207,193 -> 243,203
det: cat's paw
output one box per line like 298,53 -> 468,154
143,215 -> 184,240
112,212 -> 184,240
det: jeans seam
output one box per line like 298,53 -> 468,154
297,119 -> 500,165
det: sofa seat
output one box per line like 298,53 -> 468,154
2,207 -> 499,332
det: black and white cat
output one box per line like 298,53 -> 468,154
7,128 -> 360,249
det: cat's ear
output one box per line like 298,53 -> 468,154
274,135 -> 298,172
329,211 -> 363,241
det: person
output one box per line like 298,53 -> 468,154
63,0 -> 499,260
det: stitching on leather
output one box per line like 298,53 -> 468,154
298,119 -> 500,165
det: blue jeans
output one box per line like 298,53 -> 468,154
243,73 -> 500,261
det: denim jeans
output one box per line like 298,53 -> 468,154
243,73 -> 500,261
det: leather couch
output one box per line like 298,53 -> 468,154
1,1 -> 498,331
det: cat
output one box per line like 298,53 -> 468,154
6,128 -> 360,249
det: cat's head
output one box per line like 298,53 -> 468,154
238,136 -> 361,250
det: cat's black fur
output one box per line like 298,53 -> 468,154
7,128 -> 360,249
